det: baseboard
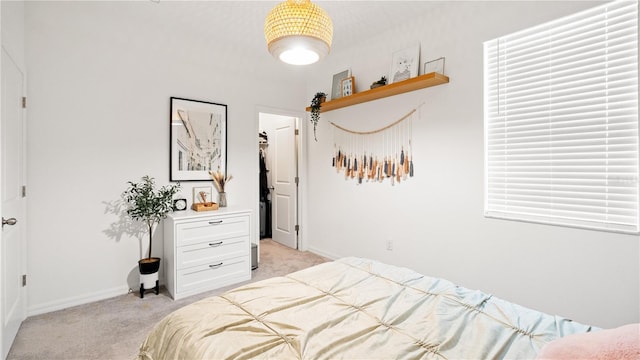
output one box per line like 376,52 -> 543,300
27,285 -> 131,317
306,246 -> 341,261
26,246 -> 338,317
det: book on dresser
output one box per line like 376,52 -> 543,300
163,208 -> 253,300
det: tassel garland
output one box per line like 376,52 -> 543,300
330,109 -> 416,186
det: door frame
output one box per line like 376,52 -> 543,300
255,106 -> 308,253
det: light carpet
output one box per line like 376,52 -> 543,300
7,239 -> 328,360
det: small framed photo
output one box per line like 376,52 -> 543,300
192,186 -> 213,204
341,76 -> 355,97
424,57 -> 445,75
389,44 -> 420,84
331,69 -> 351,100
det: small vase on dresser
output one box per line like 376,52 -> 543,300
218,192 -> 227,207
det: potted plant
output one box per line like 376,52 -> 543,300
123,175 -> 180,298
310,92 -> 326,141
370,76 -> 387,89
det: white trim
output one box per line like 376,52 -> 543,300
306,246 -> 341,261
27,285 -> 130,317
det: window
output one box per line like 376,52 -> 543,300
484,0 -> 639,234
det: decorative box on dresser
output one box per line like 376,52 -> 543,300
164,208 -> 253,300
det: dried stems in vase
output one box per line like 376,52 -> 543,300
209,169 -> 233,193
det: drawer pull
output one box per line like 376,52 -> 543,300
209,262 -> 223,268
208,241 -> 223,247
208,220 -> 223,225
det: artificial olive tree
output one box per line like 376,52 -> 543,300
123,176 -> 180,259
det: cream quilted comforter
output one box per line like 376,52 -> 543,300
138,257 -> 594,359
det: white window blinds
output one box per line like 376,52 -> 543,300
484,0 -> 639,234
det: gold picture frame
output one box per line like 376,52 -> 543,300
424,57 -> 445,75
341,76 -> 355,97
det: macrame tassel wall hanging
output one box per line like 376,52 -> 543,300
330,108 -> 415,185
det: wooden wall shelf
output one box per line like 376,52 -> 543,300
306,72 -> 449,113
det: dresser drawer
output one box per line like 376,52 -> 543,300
176,214 -> 249,247
177,235 -> 248,269
164,209 -> 253,300
176,256 -> 250,294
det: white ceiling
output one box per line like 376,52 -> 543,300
150,1 -> 441,60
297,1 -> 440,53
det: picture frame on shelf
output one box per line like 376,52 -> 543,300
192,186 -> 213,205
424,57 -> 445,75
389,44 -> 420,84
331,69 -> 351,100
170,97 -> 227,181
341,76 -> 355,97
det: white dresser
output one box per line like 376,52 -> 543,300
163,208 -> 252,300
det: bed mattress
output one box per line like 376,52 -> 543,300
138,257 -> 594,359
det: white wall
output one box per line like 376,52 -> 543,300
24,1 -> 306,314
2,1 -> 25,68
304,1 -> 639,329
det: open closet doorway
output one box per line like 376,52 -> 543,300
258,112 -> 299,250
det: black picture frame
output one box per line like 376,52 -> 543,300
170,97 -> 227,181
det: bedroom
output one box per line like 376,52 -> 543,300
1,0 -> 638,358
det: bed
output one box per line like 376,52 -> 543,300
138,257 -> 597,359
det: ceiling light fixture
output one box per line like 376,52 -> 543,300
264,0 -> 333,66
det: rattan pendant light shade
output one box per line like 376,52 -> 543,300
264,0 -> 333,65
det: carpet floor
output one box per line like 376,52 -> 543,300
7,239 -> 328,360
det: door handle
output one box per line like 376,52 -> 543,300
2,217 -> 17,228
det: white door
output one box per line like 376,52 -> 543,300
271,117 -> 297,249
1,47 -> 26,359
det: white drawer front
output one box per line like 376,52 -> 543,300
176,214 -> 249,247
176,256 -> 250,294
177,236 -> 248,269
